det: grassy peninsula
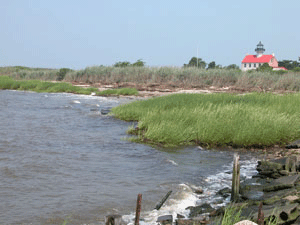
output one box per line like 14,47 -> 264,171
0,76 -> 138,96
112,93 -> 300,148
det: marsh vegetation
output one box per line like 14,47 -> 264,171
112,93 -> 300,148
1,65 -> 300,92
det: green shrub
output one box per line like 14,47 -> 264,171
56,68 -> 72,81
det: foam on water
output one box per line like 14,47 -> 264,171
123,158 -> 258,225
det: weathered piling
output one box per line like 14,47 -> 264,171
257,202 -> 264,225
135,194 -> 142,225
231,154 -> 240,202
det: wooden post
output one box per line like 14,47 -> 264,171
135,194 -> 142,225
257,202 -> 264,225
231,153 -> 240,202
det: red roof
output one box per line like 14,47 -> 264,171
242,55 -> 274,63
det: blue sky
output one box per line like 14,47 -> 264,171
1,0 -> 299,69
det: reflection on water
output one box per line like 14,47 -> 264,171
0,90 -> 258,224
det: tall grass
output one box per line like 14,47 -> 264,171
2,65 -> 300,92
112,93 -> 300,147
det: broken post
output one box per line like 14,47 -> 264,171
154,190 -> 172,210
135,194 -> 142,225
231,153 -> 240,202
257,202 -> 264,225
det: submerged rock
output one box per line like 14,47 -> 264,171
216,187 -> 231,198
186,203 -> 214,218
101,108 -> 112,115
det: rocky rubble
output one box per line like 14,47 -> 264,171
157,155 -> 300,225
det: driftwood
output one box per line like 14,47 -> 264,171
231,154 -> 240,202
155,191 -> 172,210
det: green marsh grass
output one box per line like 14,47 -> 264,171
0,76 -> 138,96
112,93 -> 300,147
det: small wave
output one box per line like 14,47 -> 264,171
72,100 -> 81,104
166,159 -> 178,166
123,183 -> 197,225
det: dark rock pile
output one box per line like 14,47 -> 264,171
238,156 -> 300,225
171,156 -> 300,225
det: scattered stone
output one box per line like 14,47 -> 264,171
191,186 -> 203,194
177,218 -> 207,225
216,187 -> 231,198
156,215 -> 172,225
209,207 -> 225,217
177,214 -> 185,219
104,215 -> 125,225
101,108 -> 111,115
263,174 -> 300,192
186,203 -> 214,217
283,195 -> 300,203
286,139 -> 300,149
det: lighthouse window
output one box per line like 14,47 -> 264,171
254,63 -> 256,68
244,64 -> 246,68
249,64 -> 251,68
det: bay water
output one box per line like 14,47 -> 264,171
0,90 -> 258,224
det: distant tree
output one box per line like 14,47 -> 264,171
114,61 -> 131,67
257,63 -> 273,72
132,59 -> 145,67
293,67 -> 300,72
56,68 -> 72,81
278,60 -> 300,70
184,57 -> 206,69
226,64 -> 240,70
207,61 -> 216,69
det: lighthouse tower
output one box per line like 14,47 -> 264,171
255,41 -> 265,58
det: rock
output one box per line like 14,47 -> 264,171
286,139 -> 300,149
256,160 -> 283,178
263,174 -> 300,192
209,207 -> 225,217
191,186 -> 203,194
216,187 -> 231,198
177,214 -> 185,219
177,218 -> 208,225
283,195 -> 300,203
101,108 -> 111,115
186,203 -> 214,218
156,215 -> 172,225
234,220 -> 258,225
240,178 -> 265,201
252,203 -> 299,224
104,215 -> 125,225
242,190 -> 264,201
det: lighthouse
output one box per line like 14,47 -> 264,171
255,41 -> 265,58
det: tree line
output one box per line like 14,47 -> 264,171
112,57 -> 300,71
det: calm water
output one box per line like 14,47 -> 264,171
0,90 -> 259,225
